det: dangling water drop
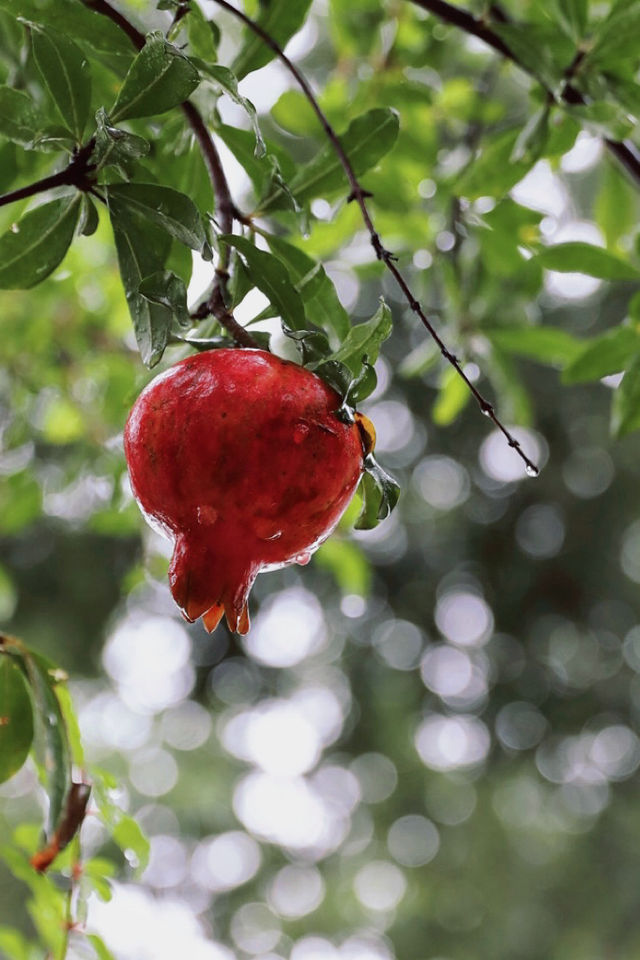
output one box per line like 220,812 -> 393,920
295,551 -> 312,566
525,463 -> 538,478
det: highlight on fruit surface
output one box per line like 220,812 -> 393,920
124,348 -> 373,635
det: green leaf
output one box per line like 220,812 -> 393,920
266,234 -> 350,342
110,32 -> 200,123
112,814 -> 150,872
589,1 -> 640,65
457,129 -> 533,199
315,538 -> 371,595
492,22 -> 572,87
139,270 -> 190,327
486,326 -> 582,366
0,85 -> 46,146
20,650 -> 71,838
612,353 -> 640,436
534,242 -> 640,279
0,925 -> 31,960
0,654 -> 34,784
0,195 -> 81,289
87,934 -> 117,960
196,62 -> 265,157
551,0 -> 589,40
232,0 -> 313,79
356,454 -> 400,530
261,108 -> 400,211
510,105 -> 549,164
567,101 -> 635,140
317,299 -> 392,376
109,203 -> 173,366
562,327 -> 640,383
79,195 -> 99,237
432,367 -> 471,426
220,234 -> 307,331
107,183 -> 211,258
30,24 -> 91,140
92,108 -> 150,169
0,0 -> 133,61
595,161 -> 637,250
186,3 -> 219,62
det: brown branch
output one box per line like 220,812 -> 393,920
210,0 -> 539,476
0,140 -> 96,209
409,0 -> 640,186
83,0 -> 259,348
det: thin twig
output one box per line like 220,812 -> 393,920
410,0 -> 640,186
83,0 -> 259,348
210,0 -> 539,475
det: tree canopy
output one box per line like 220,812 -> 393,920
2,1 -> 640,958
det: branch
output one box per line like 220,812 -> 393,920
0,140 -> 95,209
210,0 -> 539,476
82,0 -> 259,348
410,0 -> 640,186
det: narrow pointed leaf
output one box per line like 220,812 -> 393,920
232,0 -> 312,79
79,195 -> 99,236
486,326 -> 582,365
111,32 -> 200,123
107,183 -> 211,258
0,85 -> 46,146
0,195 -> 81,289
433,367 -> 472,426
109,202 -> 172,366
563,327 -> 640,383
30,24 -> 91,140
0,654 -> 34,784
197,62 -> 265,157
261,108 -> 400,211
220,234 -> 307,331
315,299 -> 392,378
139,270 -> 190,327
534,243 -> 640,279
356,454 -> 400,530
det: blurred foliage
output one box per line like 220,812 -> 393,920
2,0 -> 640,959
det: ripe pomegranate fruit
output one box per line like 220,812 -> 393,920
124,348 -> 369,634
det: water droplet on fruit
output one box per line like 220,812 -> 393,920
293,422 -> 310,444
197,505 -> 218,525
295,551 -> 312,566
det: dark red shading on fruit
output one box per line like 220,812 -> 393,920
124,349 -> 364,634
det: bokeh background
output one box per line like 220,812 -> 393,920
2,1 -> 640,958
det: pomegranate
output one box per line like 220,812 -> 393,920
124,348 -> 367,634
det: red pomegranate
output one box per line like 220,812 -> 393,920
124,348 -> 367,634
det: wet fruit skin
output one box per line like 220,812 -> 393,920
124,348 -> 365,635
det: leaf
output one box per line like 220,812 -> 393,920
112,814 -> 150,872
197,62 -> 265,157
432,367 -> 471,426
486,326 -> 582,366
266,234 -> 350,341
0,85 -> 46,146
30,24 -> 91,140
0,0 -> 133,61
79,195 -> 99,237
315,539 -> 371,595
562,327 -> 640,383
92,107 -> 150,169
0,925 -> 31,960
232,0 -> 313,79
107,183 -> 211,258
87,934 -> 117,960
596,161 -> 637,250
20,650 -> 71,838
534,242 -> 640,279
186,3 -> 219,62
0,195 -> 81,289
355,454 -> 400,530
110,32 -> 200,123
567,101 -> 635,140
492,22 -> 572,87
139,270 -> 190,327
612,353 -> 640,436
589,1 -> 640,65
260,108 -> 400,211
316,299 -> 392,376
220,234 -> 306,331
0,654 -> 34,784
551,0 -> 589,40
510,105 -> 549,164
109,203 -> 173,366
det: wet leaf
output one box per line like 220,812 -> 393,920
111,32 -> 200,123
232,0 -> 313,79
220,234 -> 307,331
0,85 -> 46,146
196,62 -> 265,157
139,270 -> 190,327
0,654 -> 34,784
0,195 -> 81,289
356,454 -> 400,530
30,24 -> 91,140
107,182 -> 211,259
92,108 -> 150,169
